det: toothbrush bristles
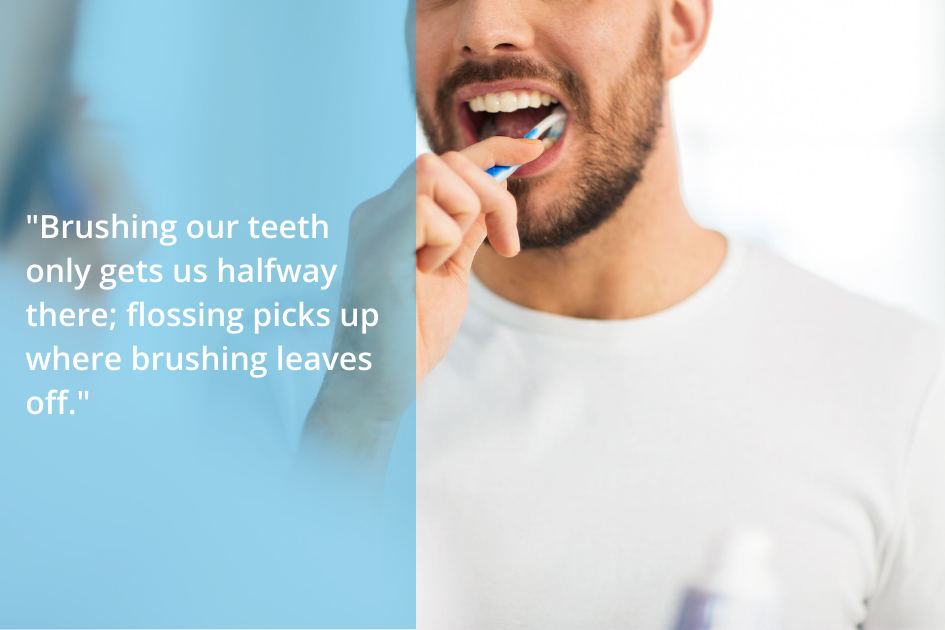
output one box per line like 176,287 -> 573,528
547,119 -> 565,140
486,107 -> 568,180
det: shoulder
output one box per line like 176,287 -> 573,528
734,241 -> 944,383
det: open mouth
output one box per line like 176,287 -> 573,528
455,83 -> 570,177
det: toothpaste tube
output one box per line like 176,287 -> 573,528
672,528 -> 780,630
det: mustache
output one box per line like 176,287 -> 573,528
433,57 -> 590,126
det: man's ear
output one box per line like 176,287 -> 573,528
662,0 -> 712,80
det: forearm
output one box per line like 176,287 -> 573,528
297,374 -> 406,499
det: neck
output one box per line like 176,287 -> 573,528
471,104 -> 726,320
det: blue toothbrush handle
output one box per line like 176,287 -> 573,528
486,164 -> 521,183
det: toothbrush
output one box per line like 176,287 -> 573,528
486,106 -> 567,182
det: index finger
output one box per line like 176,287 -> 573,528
460,136 -> 545,171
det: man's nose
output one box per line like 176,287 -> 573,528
455,0 -> 535,59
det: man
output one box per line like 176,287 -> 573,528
302,0 -> 945,627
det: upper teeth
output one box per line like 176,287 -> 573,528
467,90 -> 559,113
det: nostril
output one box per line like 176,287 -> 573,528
462,43 -> 518,55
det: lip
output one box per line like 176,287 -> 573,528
453,80 -> 572,179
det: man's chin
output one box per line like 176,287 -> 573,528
507,183 -> 571,248
508,164 -> 572,204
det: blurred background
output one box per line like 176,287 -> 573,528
417,0 -> 945,326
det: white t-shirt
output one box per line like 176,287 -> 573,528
417,239 -> 945,629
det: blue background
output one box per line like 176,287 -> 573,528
0,1 -> 417,627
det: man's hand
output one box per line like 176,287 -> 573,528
299,137 -> 543,476
415,137 -> 544,385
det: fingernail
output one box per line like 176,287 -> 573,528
521,138 -> 544,146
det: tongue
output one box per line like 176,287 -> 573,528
494,106 -> 553,139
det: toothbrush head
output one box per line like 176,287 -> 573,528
547,117 -> 566,141
524,106 -> 568,140
486,106 -> 568,182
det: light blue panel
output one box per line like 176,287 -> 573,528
0,1 -> 416,627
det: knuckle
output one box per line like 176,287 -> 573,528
469,194 -> 483,216
415,195 -> 430,221
441,151 -> 467,170
457,191 -> 481,218
420,197 -> 445,228
415,153 -> 440,178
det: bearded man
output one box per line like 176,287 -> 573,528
301,1 -> 945,627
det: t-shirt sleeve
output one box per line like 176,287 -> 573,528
865,346 -> 945,629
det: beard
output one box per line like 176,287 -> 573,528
416,14 -> 665,250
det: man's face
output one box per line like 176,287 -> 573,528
415,0 -> 666,249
